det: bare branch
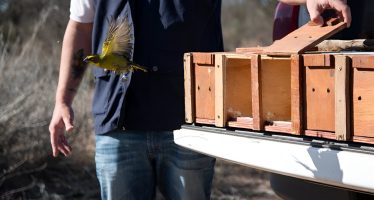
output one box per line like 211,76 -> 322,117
0,175 -> 37,199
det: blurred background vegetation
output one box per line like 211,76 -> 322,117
0,0 -> 279,199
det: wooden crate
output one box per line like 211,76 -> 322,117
250,54 -> 302,134
302,54 -> 351,141
184,52 -> 253,128
185,19 -> 374,142
351,54 -> 374,144
238,18 -> 346,135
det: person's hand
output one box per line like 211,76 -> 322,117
306,0 -> 351,27
49,103 -> 74,157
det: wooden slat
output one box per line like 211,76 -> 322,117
305,130 -> 336,140
353,136 -> 374,145
335,55 -> 351,141
228,117 -> 254,129
184,53 -> 194,123
235,47 -> 265,54
196,118 -> 215,125
192,53 -> 215,65
291,55 -> 302,135
265,121 -> 292,133
352,56 -> 374,69
215,54 -> 225,127
303,54 -> 334,67
264,18 -> 347,55
251,54 -> 263,130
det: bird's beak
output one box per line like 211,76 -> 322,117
83,57 -> 89,62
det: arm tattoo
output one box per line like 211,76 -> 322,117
71,48 -> 87,79
67,88 -> 78,93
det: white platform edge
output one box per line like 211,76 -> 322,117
174,128 -> 374,194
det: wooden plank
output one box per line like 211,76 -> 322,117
228,117 -> 254,129
184,53 -> 194,123
265,121 -> 292,133
353,67 -> 374,137
235,47 -> 265,54
305,66 -> 335,132
352,56 -> 374,69
215,54 -> 225,127
305,130 -> 336,140
353,136 -> 374,145
335,55 -> 351,141
251,54 -> 263,130
192,53 -> 215,65
264,18 -> 347,55
291,55 -> 302,135
303,54 -> 334,67
196,118 -> 215,125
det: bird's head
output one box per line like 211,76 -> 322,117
83,55 -> 101,65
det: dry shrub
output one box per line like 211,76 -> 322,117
0,0 -> 95,166
222,0 -> 276,50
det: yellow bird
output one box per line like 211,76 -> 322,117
84,16 -> 147,74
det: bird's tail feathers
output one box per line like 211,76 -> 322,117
130,63 -> 148,72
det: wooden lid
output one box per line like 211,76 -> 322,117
264,18 -> 347,55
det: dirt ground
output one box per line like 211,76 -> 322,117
0,157 -> 280,200
211,160 -> 280,200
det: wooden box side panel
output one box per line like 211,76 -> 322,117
226,57 -> 252,121
215,54 -> 225,127
194,54 -> 216,123
352,55 -> 374,69
251,55 -> 263,130
305,66 -> 335,132
184,53 -> 194,123
334,55 -> 351,141
291,55 -> 303,135
353,67 -> 374,137
261,58 -> 292,122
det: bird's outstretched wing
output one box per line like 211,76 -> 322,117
101,16 -> 133,59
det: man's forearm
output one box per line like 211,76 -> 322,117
56,20 -> 92,106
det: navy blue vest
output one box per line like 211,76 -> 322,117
91,0 -> 223,134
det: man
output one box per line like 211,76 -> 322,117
49,0 -> 351,199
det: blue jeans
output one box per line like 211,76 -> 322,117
95,130 -> 216,200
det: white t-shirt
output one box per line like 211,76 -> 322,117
70,0 -> 95,23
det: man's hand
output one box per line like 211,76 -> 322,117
280,0 -> 351,27
306,0 -> 351,27
49,103 -> 74,157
